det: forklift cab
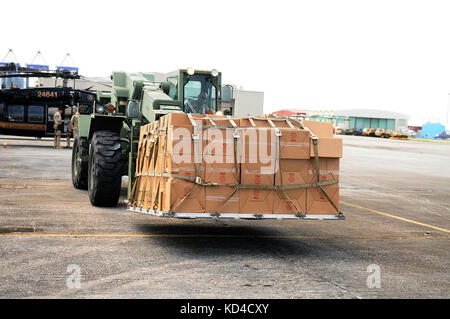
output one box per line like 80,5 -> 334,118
163,69 -> 222,115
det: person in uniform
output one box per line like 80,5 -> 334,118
65,107 -> 77,148
53,109 -> 64,149
69,109 -> 79,140
66,114 -> 72,148
196,91 -> 208,113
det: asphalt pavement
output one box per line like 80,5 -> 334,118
0,135 -> 449,298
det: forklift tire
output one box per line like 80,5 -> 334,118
88,130 -> 123,207
71,134 -> 89,189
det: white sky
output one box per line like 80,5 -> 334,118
2,0 -> 450,126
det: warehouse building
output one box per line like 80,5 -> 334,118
332,109 -> 409,132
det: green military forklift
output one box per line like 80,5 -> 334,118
71,68 -> 221,207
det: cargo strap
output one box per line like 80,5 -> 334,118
129,138 -> 146,203
175,114 -> 204,212
130,133 -> 154,206
171,183 -> 199,213
311,134 -> 341,215
296,119 -> 342,215
319,184 -> 341,214
136,169 -> 339,212
311,137 -> 321,183
274,130 -> 304,216
187,113 -> 202,179
233,128 -> 241,183
134,172 -> 339,189
152,124 -> 167,209
132,115 -> 342,215
210,126 -> 241,213
204,114 -> 217,127
266,117 -> 341,215
130,128 -> 160,208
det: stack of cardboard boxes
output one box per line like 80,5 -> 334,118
131,114 -> 342,216
303,120 -> 342,215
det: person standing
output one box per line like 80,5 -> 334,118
66,114 -> 72,148
53,109 -> 64,149
70,109 -> 79,140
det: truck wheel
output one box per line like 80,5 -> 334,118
88,131 -> 123,207
72,134 -> 89,189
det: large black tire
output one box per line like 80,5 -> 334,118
71,134 -> 89,189
88,130 -> 123,207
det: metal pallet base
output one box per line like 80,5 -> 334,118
127,206 -> 345,220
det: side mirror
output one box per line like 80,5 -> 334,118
221,86 -> 233,103
126,100 -> 140,119
161,82 -> 171,95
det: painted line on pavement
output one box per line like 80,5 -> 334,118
340,200 -> 450,234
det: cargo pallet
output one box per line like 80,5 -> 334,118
128,114 -> 344,220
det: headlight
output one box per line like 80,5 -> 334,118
96,105 -> 105,113
187,67 -> 195,75
211,69 -> 219,77
78,104 -> 91,114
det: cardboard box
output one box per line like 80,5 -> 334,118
165,113 -> 207,127
306,158 -> 340,215
239,118 -> 272,127
162,178 -> 205,213
239,153 -> 275,214
203,128 -> 236,157
273,159 -> 308,215
275,159 -> 309,185
204,152 -> 240,214
240,127 -> 311,161
240,128 -> 277,163
241,158 -> 275,186
158,154 -> 205,212
204,155 -> 238,184
206,187 -> 240,213
306,184 -> 339,215
132,114 -> 341,217
273,189 -> 306,214
302,120 -> 333,138
150,150 -> 167,209
166,125 -> 208,156
240,189 -> 273,214
206,117 -> 236,128
165,154 -> 205,180
268,118 -> 292,128
279,129 -> 310,159
310,137 -> 343,158
307,158 -> 340,182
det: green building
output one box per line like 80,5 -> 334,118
333,109 -> 409,131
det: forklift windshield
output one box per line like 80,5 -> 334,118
183,74 -> 216,114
